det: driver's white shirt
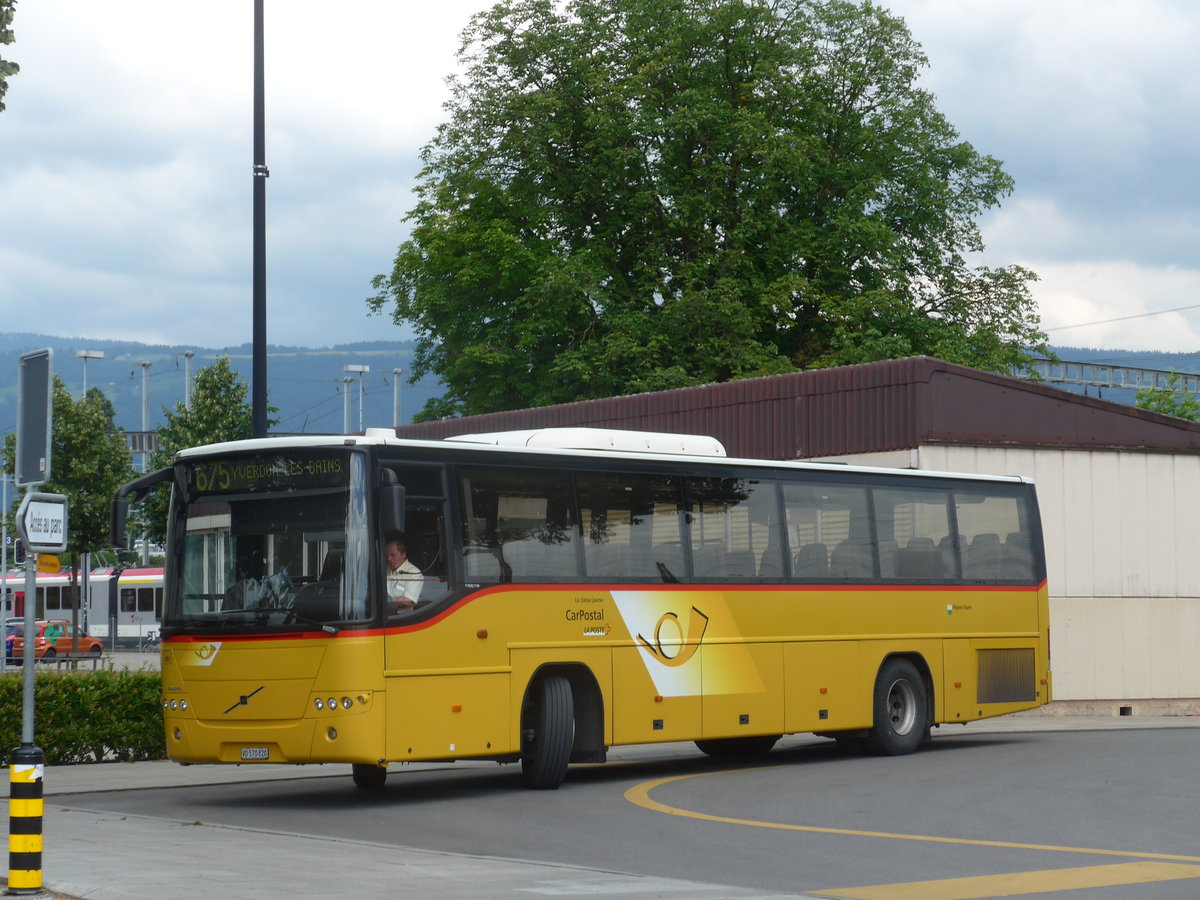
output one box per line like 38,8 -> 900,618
387,559 -> 424,605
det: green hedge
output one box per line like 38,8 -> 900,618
0,669 -> 165,765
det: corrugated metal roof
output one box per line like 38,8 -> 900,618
392,357 -> 1200,459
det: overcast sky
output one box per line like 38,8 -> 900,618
2,1 -> 1198,360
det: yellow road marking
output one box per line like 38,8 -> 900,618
816,861 -> 1200,899
624,769 -> 1200,864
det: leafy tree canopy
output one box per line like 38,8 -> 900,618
370,0 -> 1048,421
1134,372 -> 1200,422
140,357 -> 259,543
0,0 -> 18,112
3,379 -> 135,565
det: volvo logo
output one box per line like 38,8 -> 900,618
224,686 -> 266,715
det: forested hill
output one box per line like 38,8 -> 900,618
0,334 -> 442,437
2,334 -> 1197,440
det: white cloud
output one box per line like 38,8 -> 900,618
4,0 -> 1200,356
1033,261 -> 1200,351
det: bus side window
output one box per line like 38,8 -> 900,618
873,486 -> 954,581
457,467 -> 579,583
954,489 -> 1033,582
684,477 -> 780,581
782,481 -> 872,582
577,472 -> 682,582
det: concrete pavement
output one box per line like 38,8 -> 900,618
5,714 -> 1200,900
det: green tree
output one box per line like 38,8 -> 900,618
369,0 -> 1048,421
3,379 -> 135,574
140,357 -> 257,543
0,0 -> 18,112
1134,372 -> 1200,421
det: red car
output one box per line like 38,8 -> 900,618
7,620 -> 104,659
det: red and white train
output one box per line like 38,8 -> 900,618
1,566 -> 164,646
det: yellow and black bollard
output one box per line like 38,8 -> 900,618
6,744 -> 44,895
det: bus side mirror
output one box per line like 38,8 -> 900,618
111,466 -> 175,548
379,469 -> 406,535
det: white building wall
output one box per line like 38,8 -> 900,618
820,445 -> 1200,702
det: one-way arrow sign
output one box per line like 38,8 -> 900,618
16,492 -> 69,554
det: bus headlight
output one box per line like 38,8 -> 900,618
314,698 -> 324,711
341,697 -> 353,709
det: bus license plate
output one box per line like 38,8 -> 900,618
241,747 -> 269,760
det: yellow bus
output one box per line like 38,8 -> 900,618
113,427 -> 1050,790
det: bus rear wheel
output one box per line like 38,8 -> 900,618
521,674 -> 574,790
352,763 -> 387,791
695,735 -> 779,758
864,657 -> 928,756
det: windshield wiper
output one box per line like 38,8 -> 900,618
253,605 -> 340,635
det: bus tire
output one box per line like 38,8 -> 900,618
352,763 -> 387,791
695,735 -> 779,758
521,674 -> 574,790
42,649 -> 56,660
865,657 -> 927,756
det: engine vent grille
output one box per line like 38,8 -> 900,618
978,648 -> 1036,703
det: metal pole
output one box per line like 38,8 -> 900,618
139,362 -> 151,474
20,552 -> 35,743
182,351 -> 195,411
391,369 -> 404,428
251,0 -> 269,438
342,378 -> 352,434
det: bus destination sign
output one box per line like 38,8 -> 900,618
189,454 -> 347,495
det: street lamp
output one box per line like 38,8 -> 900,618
343,365 -> 369,432
178,351 -> 196,411
77,349 -> 104,396
390,368 -> 405,428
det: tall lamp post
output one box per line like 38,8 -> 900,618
251,0 -> 269,438
178,351 -> 196,410
76,349 -> 104,397
75,350 -> 103,633
390,369 -> 405,428
343,365 -> 369,432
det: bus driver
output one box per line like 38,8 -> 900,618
385,536 -> 423,612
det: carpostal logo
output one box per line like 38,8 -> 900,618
635,607 -> 709,668
611,590 -> 764,698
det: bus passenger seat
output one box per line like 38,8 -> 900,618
318,550 -> 344,582
586,543 -> 626,577
829,540 -> 873,578
722,550 -> 756,578
692,541 -> 725,577
793,542 -> 829,578
1002,532 -> 1034,579
965,533 -> 1002,579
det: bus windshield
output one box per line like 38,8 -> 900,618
166,450 -> 371,631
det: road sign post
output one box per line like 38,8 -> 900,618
9,350 -> 57,895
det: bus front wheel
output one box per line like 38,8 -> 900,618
864,658 -> 928,756
521,674 -> 574,789
352,763 -> 387,791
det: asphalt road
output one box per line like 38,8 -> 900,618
45,725 -> 1200,898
